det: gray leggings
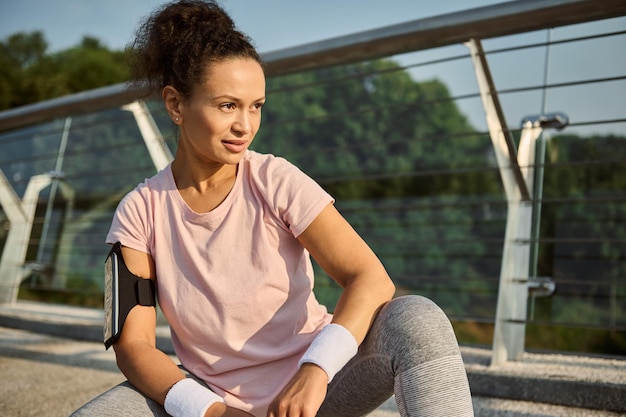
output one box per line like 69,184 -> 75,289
72,296 -> 474,417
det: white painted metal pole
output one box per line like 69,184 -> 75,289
466,39 -> 540,365
0,173 -> 53,304
121,101 -> 173,171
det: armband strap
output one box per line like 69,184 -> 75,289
298,323 -> 358,383
164,378 -> 224,417
103,242 -> 156,349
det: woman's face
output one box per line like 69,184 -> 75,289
174,58 -> 266,167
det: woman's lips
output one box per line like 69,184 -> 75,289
222,140 -> 247,153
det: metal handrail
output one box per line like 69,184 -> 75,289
1,0 -> 625,132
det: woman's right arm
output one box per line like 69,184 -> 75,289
113,246 -> 253,417
112,245 -> 185,403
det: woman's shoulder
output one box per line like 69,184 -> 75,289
241,151 -> 333,236
133,164 -> 172,193
243,150 -> 306,181
117,165 -> 173,210
244,149 -> 284,166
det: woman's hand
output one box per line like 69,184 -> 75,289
267,364 -> 328,417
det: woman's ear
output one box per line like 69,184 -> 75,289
163,86 -> 183,125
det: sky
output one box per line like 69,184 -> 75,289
0,0 -> 504,53
1,0 -> 625,137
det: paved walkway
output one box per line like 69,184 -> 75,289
1,301 -> 625,416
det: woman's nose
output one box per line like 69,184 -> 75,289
233,111 -> 251,134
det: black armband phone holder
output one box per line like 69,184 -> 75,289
104,242 -> 156,349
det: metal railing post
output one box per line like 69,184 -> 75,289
467,39 -> 567,364
0,172 -> 54,304
466,38 -> 536,365
121,101 -> 173,171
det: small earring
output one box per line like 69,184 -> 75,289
175,117 -> 180,122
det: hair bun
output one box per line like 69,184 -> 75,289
128,0 -> 262,97
175,1 -> 236,33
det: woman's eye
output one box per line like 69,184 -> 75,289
221,103 -> 235,110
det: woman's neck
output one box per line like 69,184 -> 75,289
171,153 -> 239,213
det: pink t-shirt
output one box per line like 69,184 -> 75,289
106,150 -> 334,416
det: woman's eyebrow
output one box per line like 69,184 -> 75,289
212,94 -> 266,103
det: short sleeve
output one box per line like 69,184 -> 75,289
250,154 -> 335,238
106,188 -> 153,254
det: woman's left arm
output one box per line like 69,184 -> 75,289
267,202 -> 395,417
298,202 -> 396,342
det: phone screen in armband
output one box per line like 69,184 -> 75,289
104,251 -> 119,346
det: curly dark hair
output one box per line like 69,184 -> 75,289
128,0 -> 263,98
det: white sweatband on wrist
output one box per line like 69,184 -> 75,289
164,378 -> 224,417
298,323 -> 358,383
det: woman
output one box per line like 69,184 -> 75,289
72,1 -> 474,416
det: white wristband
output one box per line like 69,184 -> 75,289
164,378 -> 224,417
298,323 -> 358,383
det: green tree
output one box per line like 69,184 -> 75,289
54,36 -> 129,93
0,31 -> 50,109
0,32 -> 130,110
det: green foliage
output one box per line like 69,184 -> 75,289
0,32 -> 130,110
55,37 -> 129,93
0,32 -> 49,108
531,133 -> 626,341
